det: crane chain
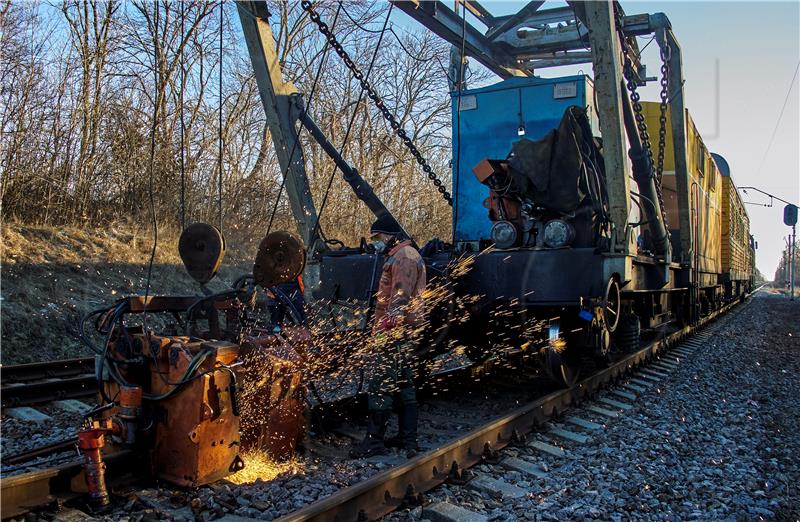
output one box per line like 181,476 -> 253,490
614,7 -> 670,231
656,43 -> 670,187
301,1 -> 453,206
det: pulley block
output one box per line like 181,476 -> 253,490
178,223 -> 226,285
253,231 -> 306,289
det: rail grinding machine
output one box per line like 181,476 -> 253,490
76,226 -> 308,511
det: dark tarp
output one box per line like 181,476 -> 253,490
507,106 -> 597,214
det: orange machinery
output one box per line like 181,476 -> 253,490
77,229 -> 309,512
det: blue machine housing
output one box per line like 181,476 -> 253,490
451,75 -> 597,245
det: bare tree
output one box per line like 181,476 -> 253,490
1,0 -> 465,247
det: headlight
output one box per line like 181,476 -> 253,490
491,221 -> 518,249
543,219 -> 574,248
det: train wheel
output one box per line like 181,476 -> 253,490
542,320 -> 580,387
613,312 -> 641,353
603,278 -> 621,333
543,344 -> 580,387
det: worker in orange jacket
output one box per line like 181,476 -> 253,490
350,216 -> 426,458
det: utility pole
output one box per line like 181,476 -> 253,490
791,225 -> 797,300
784,237 -> 791,288
784,204 -> 798,300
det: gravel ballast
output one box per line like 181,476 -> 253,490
394,292 -> 800,521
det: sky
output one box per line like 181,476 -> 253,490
392,0 -> 800,278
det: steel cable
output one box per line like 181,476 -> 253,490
302,0 -> 453,206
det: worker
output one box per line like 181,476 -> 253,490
350,216 -> 427,458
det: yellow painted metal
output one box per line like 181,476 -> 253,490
720,176 -> 752,282
641,102 -> 722,280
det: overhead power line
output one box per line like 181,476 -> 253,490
755,60 -> 800,177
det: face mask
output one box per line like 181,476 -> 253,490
371,240 -> 386,254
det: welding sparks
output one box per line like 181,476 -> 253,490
227,450 -> 304,485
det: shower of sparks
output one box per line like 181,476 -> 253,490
227,450 -> 304,485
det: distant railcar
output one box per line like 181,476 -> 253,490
714,153 -> 754,299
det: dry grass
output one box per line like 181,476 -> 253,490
0,222 -> 255,364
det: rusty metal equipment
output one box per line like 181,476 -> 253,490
178,223 -> 226,284
66,226 -> 311,509
94,327 -> 243,487
253,230 -> 306,289
239,325 -> 308,460
76,428 -> 111,512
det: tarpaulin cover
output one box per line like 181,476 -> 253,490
507,106 -> 596,213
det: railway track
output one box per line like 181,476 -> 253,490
1,357 -> 97,408
0,294 -> 754,520
276,297 -> 750,522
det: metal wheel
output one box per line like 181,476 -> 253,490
603,278 -> 621,333
542,320 -> 580,387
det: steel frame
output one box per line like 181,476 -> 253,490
235,0 -> 692,295
391,0 -> 692,288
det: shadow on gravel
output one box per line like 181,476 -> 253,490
1,261 -> 251,364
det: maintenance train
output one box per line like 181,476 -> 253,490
309,2 -> 756,385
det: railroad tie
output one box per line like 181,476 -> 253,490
529,440 -> 567,457
623,382 -> 648,393
51,400 -> 91,414
649,366 -> 675,375
564,416 -> 604,431
424,501 -> 488,522
547,425 -> 591,444
640,368 -> 670,379
469,474 -> 528,499
501,457 -> 548,479
5,407 -> 51,423
628,379 -> 654,390
598,397 -> 633,411
585,405 -> 620,418
651,362 -> 677,372
633,373 -> 661,383
609,389 -> 637,401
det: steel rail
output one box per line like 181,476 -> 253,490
276,299 -> 745,522
1,357 -> 95,383
0,450 -> 136,520
2,437 -> 80,466
1,375 -> 97,408
0,293 -> 756,520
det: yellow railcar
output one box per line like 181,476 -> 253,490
642,102 -> 752,301
715,155 -> 753,298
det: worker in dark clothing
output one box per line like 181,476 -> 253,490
350,216 -> 427,458
266,276 -> 306,327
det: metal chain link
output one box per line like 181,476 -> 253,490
301,1 -> 453,206
614,6 -> 670,231
656,44 -> 671,186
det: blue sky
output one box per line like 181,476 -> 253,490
393,1 -> 800,277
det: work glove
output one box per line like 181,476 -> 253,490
376,315 -> 399,332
